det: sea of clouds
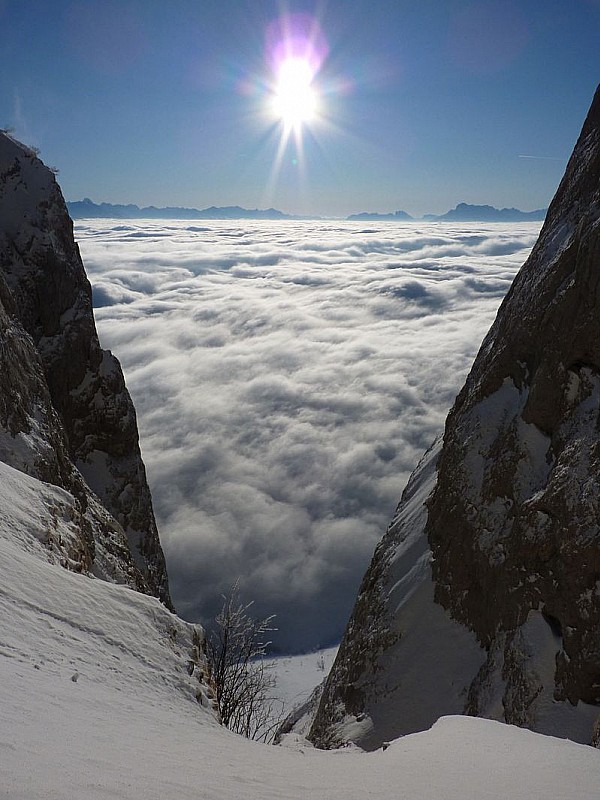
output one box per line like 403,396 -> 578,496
77,219 -> 541,651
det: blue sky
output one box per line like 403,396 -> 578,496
1,0 -> 598,216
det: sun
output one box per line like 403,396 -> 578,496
272,56 -> 318,129
260,11 -> 334,200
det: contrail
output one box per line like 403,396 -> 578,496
518,154 -> 563,161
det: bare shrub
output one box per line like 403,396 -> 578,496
206,583 -> 284,743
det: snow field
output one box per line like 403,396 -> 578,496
1,456 -> 600,798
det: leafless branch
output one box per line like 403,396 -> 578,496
206,581 -> 285,743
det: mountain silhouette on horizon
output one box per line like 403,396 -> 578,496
67,198 -> 294,220
347,203 -> 546,222
68,198 -> 547,223
423,202 -> 547,222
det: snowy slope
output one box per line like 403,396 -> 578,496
272,646 -> 338,709
0,460 -> 214,708
2,459 -> 600,798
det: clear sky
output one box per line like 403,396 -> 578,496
1,0 -> 598,217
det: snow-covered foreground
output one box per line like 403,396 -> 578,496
2,461 -> 600,799
4,654 -> 600,800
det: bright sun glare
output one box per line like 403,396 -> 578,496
272,57 -> 318,128
261,12 -> 331,198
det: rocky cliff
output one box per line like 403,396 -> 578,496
0,131 -> 172,607
310,85 -> 600,749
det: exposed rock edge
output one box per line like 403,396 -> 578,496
0,131 -> 172,608
310,85 -> 600,749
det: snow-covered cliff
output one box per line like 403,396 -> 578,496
0,131 -> 171,605
310,85 -> 600,749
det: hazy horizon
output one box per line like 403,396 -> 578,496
66,195 -> 549,220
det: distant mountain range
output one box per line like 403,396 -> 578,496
348,203 -> 547,223
423,202 -> 547,222
67,198 -> 294,220
347,210 -> 414,221
68,198 -> 547,223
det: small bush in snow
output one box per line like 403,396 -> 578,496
206,582 -> 284,743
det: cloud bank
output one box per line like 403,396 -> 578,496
77,219 -> 540,651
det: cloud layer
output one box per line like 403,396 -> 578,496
77,219 -> 540,651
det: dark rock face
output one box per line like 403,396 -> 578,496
0,267 -> 148,587
0,132 -> 172,607
310,85 -> 600,749
0,270 -> 86,506
428,87 -> 600,705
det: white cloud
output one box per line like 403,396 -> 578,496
77,219 -> 540,651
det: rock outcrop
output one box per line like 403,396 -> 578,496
310,85 -> 600,749
0,131 -> 172,607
